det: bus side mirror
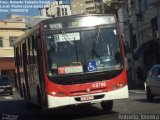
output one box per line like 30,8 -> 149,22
34,34 -> 40,51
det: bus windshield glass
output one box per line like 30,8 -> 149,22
46,28 -> 122,76
45,27 -> 123,76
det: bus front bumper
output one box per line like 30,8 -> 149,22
47,85 -> 129,109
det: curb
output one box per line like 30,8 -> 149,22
129,90 -> 146,94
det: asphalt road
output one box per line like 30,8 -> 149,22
0,90 -> 160,120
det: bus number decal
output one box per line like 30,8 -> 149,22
92,82 -> 106,89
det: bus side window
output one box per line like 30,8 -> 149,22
32,34 -> 38,64
34,34 -> 39,51
31,35 -> 35,64
27,38 -> 31,64
30,37 -> 34,64
27,36 -> 36,65
22,41 -> 27,65
19,44 -> 23,66
15,47 -> 19,67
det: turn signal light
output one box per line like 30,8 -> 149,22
113,83 -> 126,90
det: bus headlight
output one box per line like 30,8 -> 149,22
51,92 -> 56,96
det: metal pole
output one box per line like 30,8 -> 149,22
128,0 -> 136,84
101,0 -> 104,13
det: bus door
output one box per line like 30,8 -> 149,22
15,47 -> 23,96
22,42 -> 31,100
27,35 -> 40,104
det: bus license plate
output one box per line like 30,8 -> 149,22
80,95 -> 94,101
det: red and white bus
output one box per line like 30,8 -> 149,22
14,14 -> 128,112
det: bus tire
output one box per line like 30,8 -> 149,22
101,100 -> 113,112
146,88 -> 153,102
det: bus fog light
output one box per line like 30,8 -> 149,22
117,83 -> 125,88
113,85 -> 118,90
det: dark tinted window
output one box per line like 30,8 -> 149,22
0,76 -> 11,83
45,28 -> 123,76
151,67 -> 159,78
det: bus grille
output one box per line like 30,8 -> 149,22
49,70 -> 122,85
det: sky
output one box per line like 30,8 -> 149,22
0,0 -> 69,20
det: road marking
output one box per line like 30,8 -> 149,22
4,96 -> 13,100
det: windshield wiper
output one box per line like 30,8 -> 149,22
60,30 -> 74,45
96,27 -> 101,44
74,37 -> 79,63
92,27 -> 101,58
60,30 -> 79,63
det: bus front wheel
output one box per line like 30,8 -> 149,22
101,100 -> 113,112
146,88 -> 153,102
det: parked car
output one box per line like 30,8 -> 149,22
146,65 -> 160,101
0,75 -> 13,95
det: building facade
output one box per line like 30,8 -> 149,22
39,0 -> 71,17
0,19 -> 26,80
131,0 -> 160,86
70,0 -> 86,15
7,14 -> 48,28
70,0 -> 102,15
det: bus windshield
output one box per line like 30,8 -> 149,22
45,27 -> 123,76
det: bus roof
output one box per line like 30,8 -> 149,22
42,14 -> 115,23
15,14 -> 116,45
